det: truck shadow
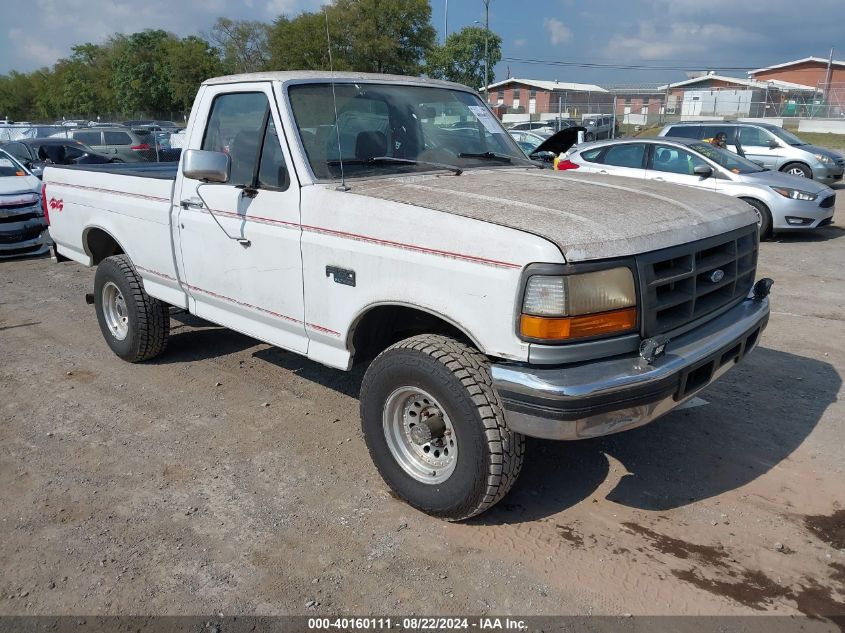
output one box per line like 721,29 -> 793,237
149,310 -> 258,363
470,346 -> 840,525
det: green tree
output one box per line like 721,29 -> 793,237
111,30 -> 177,114
208,18 -> 270,74
267,0 -> 435,75
52,43 -> 117,117
0,71 -> 37,120
425,26 -> 502,90
168,36 -> 224,110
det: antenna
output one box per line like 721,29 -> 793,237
325,11 -> 348,192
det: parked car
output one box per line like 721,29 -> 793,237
52,126 -> 160,162
581,115 -> 618,141
657,121 -> 845,184
509,129 -> 552,155
562,137 -> 835,238
123,119 -> 182,132
45,71 -> 770,520
0,149 -> 48,258
1,138 -> 115,178
508,121 -> 554,132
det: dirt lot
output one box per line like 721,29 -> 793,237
1,188 -> 844,623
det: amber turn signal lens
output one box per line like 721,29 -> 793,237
520,307 -> 637,341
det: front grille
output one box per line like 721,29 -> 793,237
0,225 -> 43,244
820,194 -> 836,209
637,226 -> 758,337
0,200 -> 39,211
0,211 -> 39,223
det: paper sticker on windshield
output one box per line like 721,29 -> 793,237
468,106 -> 504,134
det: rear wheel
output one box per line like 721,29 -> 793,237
782,162 -> 812,179
94,255 -> 170,362
360,334 -> 524,521
741,198 -> 772,240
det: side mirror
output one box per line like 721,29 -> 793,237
693,164 -> 713,177
768,140 -> 780,149
182,149 -> 230,183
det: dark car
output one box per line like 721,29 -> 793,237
0,138 -> 115,178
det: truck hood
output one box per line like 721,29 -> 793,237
0,174 -> 40,197
738,168 -> 833,195
349,168 -> 757,262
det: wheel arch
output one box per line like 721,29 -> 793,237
347,302 -> 484,365
83,225 -> 127,265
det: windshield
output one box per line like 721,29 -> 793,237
0,150 -> 28,177
764,125 -> 806,146
288,82 -> 531,180
688,142 -> 765,174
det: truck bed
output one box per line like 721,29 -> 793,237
49,162 -> 178,180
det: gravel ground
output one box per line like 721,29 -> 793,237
1,187 -> 844,622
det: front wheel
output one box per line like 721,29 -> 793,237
741,198 -> 773,241
94,255 -> 170,362
360,335 -> 524,521
782,162 -> 812,179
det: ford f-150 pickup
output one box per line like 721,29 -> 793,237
44,72 -> 772,520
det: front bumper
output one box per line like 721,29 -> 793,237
771,192 -> 835,230
814,163 -> 844,184
0,207 -> 50,258
492,296 -> 769,440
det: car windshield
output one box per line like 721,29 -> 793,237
764,125 -> 807,146
688,142 -> 765,174
288,82 -> 531,180
0,151 -> 28,176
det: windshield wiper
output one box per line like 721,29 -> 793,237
457,151 -> 512,163
326,156 -> 462,175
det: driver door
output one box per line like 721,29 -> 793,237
646,144 -> 717,191
176,83 -> 306,353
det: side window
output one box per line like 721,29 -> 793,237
738,126 -> 769,146
63,145 -> 84,159
202,92 -> 270,187
603,143 -> 646,168
666,126 -> 700,139
74,131 -> 102,146
257,119 -> 289,191
651,144 -> 708,175
579,147 -> 604,163
104,131 -> 132,145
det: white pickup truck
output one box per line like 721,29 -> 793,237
44,72 -> 772,520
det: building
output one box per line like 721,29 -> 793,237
656,73 -> 817,119
748,56 -> 845,88
482,78 -> 612,121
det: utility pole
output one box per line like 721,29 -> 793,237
483,0 -> 491,94
824,47 -> 835,117
444,0 -> 448,43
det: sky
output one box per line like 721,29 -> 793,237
1,0 -> 843,86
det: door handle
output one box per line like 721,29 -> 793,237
654,177 -> 665,181
180,198 -> 204,209
599,170 -> 608,174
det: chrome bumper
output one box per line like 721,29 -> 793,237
492,297 -> 770,440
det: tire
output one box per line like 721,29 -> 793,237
781,162 -> 812,179
360,334 -> 524,521
93,255 -> 170,362
741,198 -> 772,240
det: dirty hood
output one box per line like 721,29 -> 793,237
349,168 -> 757,262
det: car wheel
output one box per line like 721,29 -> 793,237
94,255 -> 170,362
360,334 -> 524,521
782,162 -> 812,179
741,198 -> 772,240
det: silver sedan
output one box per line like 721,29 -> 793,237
562,137 -> 835,238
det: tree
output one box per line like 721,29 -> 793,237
208,18 -> 270,74
168,36 -> 224,110
425,26 -> 502,90
52,43 -> 117,117
267,0 -> 435,75
111,30 -> 177,114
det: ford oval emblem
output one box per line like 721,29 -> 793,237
709,269 -> 725,283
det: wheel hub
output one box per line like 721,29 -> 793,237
383,387 -> 458,484
102,281 -> 129,341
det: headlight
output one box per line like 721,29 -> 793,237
521,267 -> 637,341
814,153 -> 833,165
769,186 -> 817,201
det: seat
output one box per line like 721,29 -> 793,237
229,130 -> 261,185
355,131 -> 387,161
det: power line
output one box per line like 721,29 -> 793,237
501,56 -> 759,72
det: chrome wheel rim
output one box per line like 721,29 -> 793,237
787,167 -> 806,177
102,281 -> 129,341
383,387 -> 457,484
753,207 -> 763,227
